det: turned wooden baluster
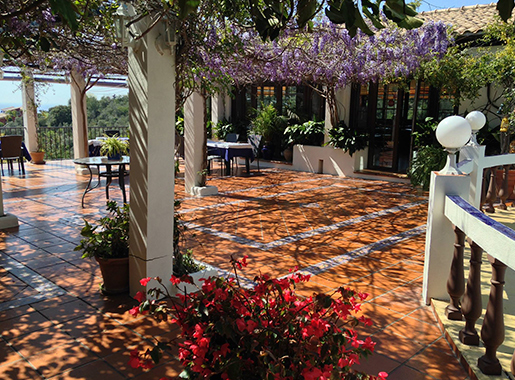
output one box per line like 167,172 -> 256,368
498,165 -> 509,210
445,226 -> 465,320
478,255 -> 507,375
459,239 -> 483,345
484,168 -> 496,213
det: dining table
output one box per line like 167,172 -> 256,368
73,156 -> 130,208
207,140 -> 254,175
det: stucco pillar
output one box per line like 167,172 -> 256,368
128,17 -> 176,296
422,171 -> 470,304
324,86 -> 351,144
70,70 -> 89,160
211,92 -> 232,125
21,71 -> 38,153
185,91 -> 217,196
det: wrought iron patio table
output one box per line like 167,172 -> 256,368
73,156 -> 129,208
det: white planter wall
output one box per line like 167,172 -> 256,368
292,145 -> 367,177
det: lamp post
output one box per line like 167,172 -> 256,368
465,111 -> 486,147
436,115 -> 472,175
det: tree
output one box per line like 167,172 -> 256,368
46,105 -> 72,126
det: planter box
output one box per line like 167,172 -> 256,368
292,145 -> 367,177
173,267 -> 218,295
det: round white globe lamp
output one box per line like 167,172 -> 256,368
436,115 -> 472,175
465,111 -> 486,146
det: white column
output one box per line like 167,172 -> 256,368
184,91 -> 216,196
211,93 -> 225,125
0,175 -> 19,229
21,71 -> 38,153
70,70 -> 89,159
422,171 -> 471,304
323,86 -> 351,144
128,16 -> 176,296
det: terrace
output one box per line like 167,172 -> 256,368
0,159 -> 475,380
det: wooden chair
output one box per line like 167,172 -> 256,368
0,135 -> 25,175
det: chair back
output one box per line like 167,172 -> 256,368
105,130 -> 119,137
1,136 -> 23,159
225,133 -> 239,142
248,134 -> 262,155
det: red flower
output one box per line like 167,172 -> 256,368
170,275 -> 181,285
378,371 -> 388,379
128,350 -> 141,369
236,318 -> 246,332
139,277 -> 152,286
134,291 -> 145,303
129,306 -> 139,317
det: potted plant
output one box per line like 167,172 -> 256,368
251,104 -> 287,160
283,120 -> 325,161
100,135 -> 129,160
129,256 -> 387,380
74,201 -> 130,295
326,120 -> 369,157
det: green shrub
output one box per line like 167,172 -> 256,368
408,145 -> 447,190
327,121 -> 368,156
284,120 -> 325,146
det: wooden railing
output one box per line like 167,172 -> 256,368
444,194 -> 515,375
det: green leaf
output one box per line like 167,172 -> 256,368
352,7 -> 374,35
396,14 -> 424,29
497,0 -> 515,22
149,346 -> 162,364
39,37 -> 50,52
385,0 -> 418,17
48,0 -> 79,31
297,0 -> 319,28
177,0 -> 201,19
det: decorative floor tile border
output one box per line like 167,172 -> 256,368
293,225 -> 427,278
0,254 -> 66,312
183,200 -> 427,251
220,225 -> 427,288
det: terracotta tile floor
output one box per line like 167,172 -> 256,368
0,160 -> 471,379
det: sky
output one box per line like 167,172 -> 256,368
418,0 -> 494,12
0,79 -> 128,112
0,0 -> 497,111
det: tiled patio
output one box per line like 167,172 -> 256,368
0,160 -> 471,379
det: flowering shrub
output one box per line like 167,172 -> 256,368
129,256 -> 387,380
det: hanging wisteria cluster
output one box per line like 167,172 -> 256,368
198,20 -> 450,88
190,19 -> 451,124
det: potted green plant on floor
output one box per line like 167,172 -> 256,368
75,201 -> 130,295
100,135 -> 129,160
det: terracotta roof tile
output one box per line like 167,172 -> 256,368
419,3 -> 500,35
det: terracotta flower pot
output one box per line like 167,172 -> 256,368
95,256 -> 129,295
30,151 -> 45,164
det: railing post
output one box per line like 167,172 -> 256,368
478,255 -> 507,375
484,168 -> 497,213
480,168 -> 488,211
459,238 -> 483,345
498,165 -> 509,210
446,225 -> 465,320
